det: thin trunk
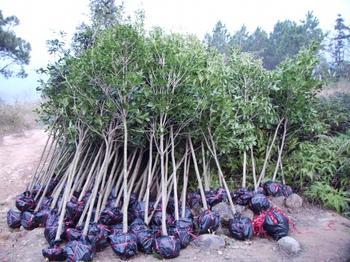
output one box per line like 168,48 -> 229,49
122,115 -> 129,233
188,136 -> 208,210
242,151 -> 247,188
250,146 -> 257,191
272,118 -> 288,182
170,127 -> 179,221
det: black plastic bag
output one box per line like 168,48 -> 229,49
109,232 -> 138,259
110,223 -> 125,235
42,245 -> 67,261
150,225 -> 162,238
65,238 -> 94,262
255,187 -> 265,195
205,190 -> 223,207
171,218 -> 193,248
99,207 -> 123,225
7,209 -> 21,229
263,181 -> 283,197
135,229 -> 153,254
87,223 -> 111,252
153,235 -> 181,259
197,209 -> 220,234
179,206 -> 193,221
130,201 -> 153,219
216,187 -> 228,201
228,214 -> 253,240
21,211 -> 39,230
44,212 -> 65,246
66,227 -> 82,241
34,208 -> 51,226
187,192 -> 202,209
150,209 -> 174,226
232,188 -> 254,206
15,191 -> 36,212
281,185 -> 293,197
130,218 -> 147,234
250,194 -> 271,214
263,209 -> 289,240
66,197 -> 85,223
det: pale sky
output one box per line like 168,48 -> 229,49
0,0 -> 349,102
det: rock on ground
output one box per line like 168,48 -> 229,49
285,194 -> 303,209
277,236 -> 301,254
241,208 -> 254,220
212,202 -> 234,225
270,196 -> 285,209
192,234 -> 226,250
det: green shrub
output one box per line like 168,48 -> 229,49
305,181 -> 349,213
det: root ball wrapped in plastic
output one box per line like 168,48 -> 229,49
263,181 -> 283,197
250,193 -> 271,214
34,208 -> 51,226
15,191 -> 36,212
171,218 -> 194,248
65,238 -> 95,262
66,197 -> 85,223
232,188 -> 254,206
87,223 -> 111,252
228,214 -> 253,240
135,229 -> 154,254
7,209 -> 21,229
153,235 -> 181,259
109,232 -> 138,259
281,185 -> 293,197
99,207 -> 123,225
205,190 -> 223,207
44,212 -> 65,246
66,227 -> 83,241
21,211 -> 39,230
130,218 -> 148,234
42,245 -> 67,261
197,209 -> 220,234
263,208 -> 289,240
187,192 -> 202,209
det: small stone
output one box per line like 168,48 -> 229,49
212,202 -> 234,225
234,205 -> 246,213
285,194 -> 303,209
192,234 -> 226,250
241,208 -> 254,220
277,236 -> 301,254
270,196 -> 286,209
216,224 -> 230,236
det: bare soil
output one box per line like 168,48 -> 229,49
0,129 -> 349,262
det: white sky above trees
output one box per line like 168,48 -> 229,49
0,0 -> 349,102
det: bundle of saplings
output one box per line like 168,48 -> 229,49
7,20 -> 322,260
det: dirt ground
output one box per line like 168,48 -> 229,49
0,129 -> 349,262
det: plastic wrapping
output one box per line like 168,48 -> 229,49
99,207 -> 123,225
228,214 -> 253,240
232,188 -> 254,206
44,212 -> 65,246
130,218 -> 147,234
109,232 -> 138,259
15,191 -> 36,212
281,185 -> 293,197
42,245 -> 67,261
263,208 -> 289,240
187,192 -> 202,209
171,218 -> 194,248
65,238 -> 94,262
66,197 -> 85,223
197,209 -> 220,234
66,227 -> 82,241
34,208 -> 51,226
21,211 -> 39,230
205,190 -> 223,207
7,209 -> 21,229
110,223 -> 125,235
263,181 -> 283,197
135,229 -> 153,254
153,235 -> 181,259
87,223 -> 111,252
250,194 -> 271,214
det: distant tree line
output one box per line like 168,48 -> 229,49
204,12 -> 350,81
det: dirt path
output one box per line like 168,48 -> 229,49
0,130 -> 349,261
